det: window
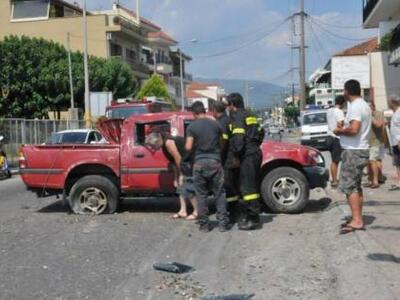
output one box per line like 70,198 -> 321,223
303,112 -> 327,125
316,90 -> 322,94
94,132 -> 103,141
327,89 -> 332,93
107,106 -> 148,119
110,43 -> 122,57
126,48 -> 137,62
135,121 -> 171,145
87,132 -> 97,144
11,0 -> 50,21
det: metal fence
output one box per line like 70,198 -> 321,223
0,118 -> 87,166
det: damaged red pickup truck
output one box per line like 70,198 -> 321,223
19,112 -> 328,215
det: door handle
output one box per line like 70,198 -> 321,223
134,153 -> 145,158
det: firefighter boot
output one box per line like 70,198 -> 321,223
238,214 -> 261,231
228,201 -> 240,224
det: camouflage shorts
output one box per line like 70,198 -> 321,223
340,149 -> 369,195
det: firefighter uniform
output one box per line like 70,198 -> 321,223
216,113 -> 240,223
229,109 -> 264,230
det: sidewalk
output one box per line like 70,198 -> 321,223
327,155 -> 400,296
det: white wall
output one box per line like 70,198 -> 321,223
370,51 -> 400,111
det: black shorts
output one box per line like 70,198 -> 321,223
393,146 -> 400,167
329,137 -> 342,163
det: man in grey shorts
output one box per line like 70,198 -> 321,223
334,80 -> 372,234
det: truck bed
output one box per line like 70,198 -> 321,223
20,144 -> 120,190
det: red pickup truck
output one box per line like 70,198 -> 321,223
19,112 -> 328,214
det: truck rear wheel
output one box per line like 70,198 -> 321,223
69,175 -> 119,215
261,167 -> 309,213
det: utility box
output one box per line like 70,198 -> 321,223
90,92 -> 113,119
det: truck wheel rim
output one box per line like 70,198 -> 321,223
79,187 -> 107,214
271,177 -> 301,206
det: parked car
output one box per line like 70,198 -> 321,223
0,135 -> 11,179
48,129 -> 103,145
300,110 -> 330,150
19,112 -> 328,215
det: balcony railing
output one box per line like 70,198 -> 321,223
110,56 -> 150,74
363,0 -> 379,22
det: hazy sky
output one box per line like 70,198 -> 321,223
78,0 -> 376,86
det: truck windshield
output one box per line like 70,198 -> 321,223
303,113 -> 327,125
107,106 -> 148,118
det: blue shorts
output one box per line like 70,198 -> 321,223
177,177 -> 196,200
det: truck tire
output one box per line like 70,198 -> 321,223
69,175 -> 119,215
261,167 -> 309,214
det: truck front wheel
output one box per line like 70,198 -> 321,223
261,167 -> 309,213
69,175 -> 119,215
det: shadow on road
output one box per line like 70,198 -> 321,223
303,197 -> 332,213
367,253 -> 400,264
37,200 -> 69,213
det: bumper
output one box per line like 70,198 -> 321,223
303,166 -> 329,189
301,136 -> 330,150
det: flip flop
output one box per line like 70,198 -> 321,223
389,185 -> 400,191
340,225 -> 366,235
172,213 -> 187,219
185,214 -> 197,221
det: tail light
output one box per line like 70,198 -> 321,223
19,151 -> 26,169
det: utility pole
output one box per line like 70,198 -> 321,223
179,49 -> 185,111
82,0 -> 91,128
299,0 -> 306,110
66,33 -> 74,112
136,0 -> 141,26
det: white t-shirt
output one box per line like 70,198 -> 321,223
391,108 -> 400,146
340,98 -> 372,150
327,107 -> 345,138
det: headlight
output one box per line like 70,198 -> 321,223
308,150 -> 325,167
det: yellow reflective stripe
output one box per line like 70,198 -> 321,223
232,128 -> 245,134
243,193 -> 260,201
226,196 -> 239,202
222,133 -> 229,140
229,124 -> 233,132
245,117 -> 258,125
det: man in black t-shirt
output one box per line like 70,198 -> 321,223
186,101 -> 229,232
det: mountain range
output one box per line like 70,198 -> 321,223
195,78 -> 287,110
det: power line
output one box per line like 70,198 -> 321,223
193,17 -> 290,59
306,18 -> 331,62
308,18 -> 374,42
309,15 -> 362,29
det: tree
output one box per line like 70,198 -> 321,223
137,74 -> 175,107
284,105 -> 300,125
0,35 -> 137,118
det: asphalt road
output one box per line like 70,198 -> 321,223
0,136 -> 398,299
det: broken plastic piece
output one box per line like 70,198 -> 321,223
202,294 -> 255,300
153,262 -> 194,274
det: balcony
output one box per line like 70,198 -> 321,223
363,0 -> 400,29
110,56 -> 150,75
389,24 -> 400,65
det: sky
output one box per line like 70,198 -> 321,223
79,0 -> 376,88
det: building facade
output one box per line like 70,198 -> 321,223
0,1 -> 192,105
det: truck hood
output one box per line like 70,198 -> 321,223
96,119 -> 124,144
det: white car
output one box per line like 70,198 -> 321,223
48,129 -> 104,144
300,110 -> 330,150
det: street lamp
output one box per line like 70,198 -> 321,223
178,38 -> 197,111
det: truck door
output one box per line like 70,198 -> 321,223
121,120 -> 175,192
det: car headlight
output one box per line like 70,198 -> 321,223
308,150 -> 325,167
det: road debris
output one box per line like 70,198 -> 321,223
153,262 -> 195,274
202,293 -> 255,300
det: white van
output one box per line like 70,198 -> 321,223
300,110 -> 330,150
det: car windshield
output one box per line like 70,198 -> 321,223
303,113 -> 327,125
50,132 -> 88,144
107,106 -> 148,118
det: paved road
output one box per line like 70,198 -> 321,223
0,138 -> 399,299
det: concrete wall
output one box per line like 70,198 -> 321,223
370,51 -> 400,111
0,1 -> 109,57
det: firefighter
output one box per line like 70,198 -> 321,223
227,93 -> 264,231
213,101 -> 240,224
